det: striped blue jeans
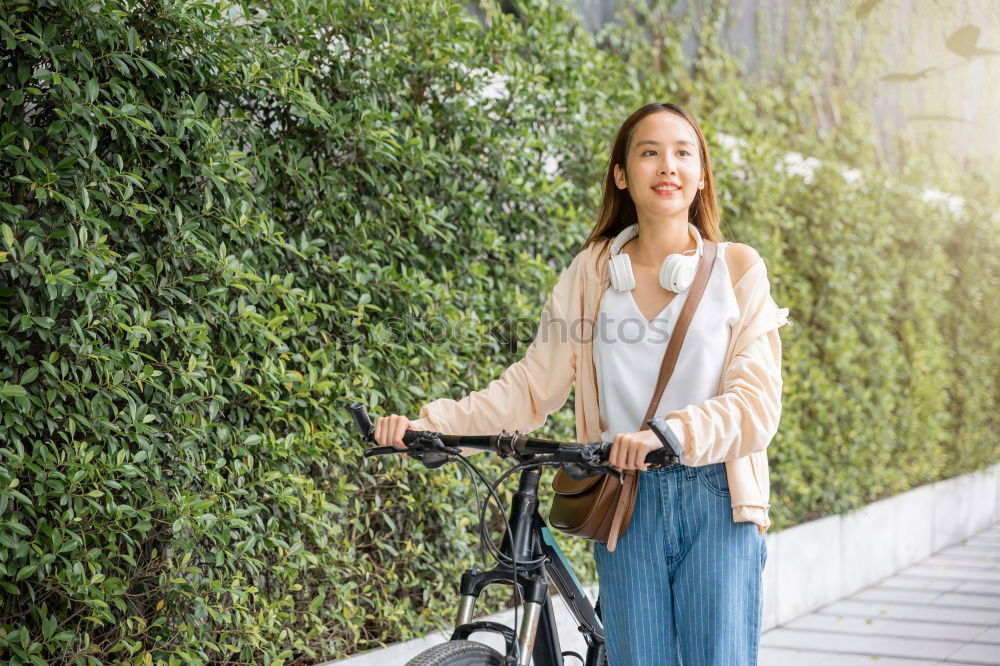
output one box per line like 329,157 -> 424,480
593,462 -> 767,666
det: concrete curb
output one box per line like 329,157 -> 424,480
764,462 -> 999,628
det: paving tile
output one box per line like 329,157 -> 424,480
924,549 -> 1000,559
954,579 -> 1000,594
933,550 -> 1000,563
761,627 -> 958,659
817,655 -> 945,665
815,599 -> 1000,626
917,557 -> 1000,569
851,586 -> 942,604
877,575 -> 961,592
934,546 -> 1000,554
786,613 -> 986,641
942,540 -> 1000,550
938,545 -> 1000,559
933,592 -> 1000,610
902,564 -> 1000,582
923,555 -> 1000,570
758,646 -> 830,665
955,543 -> 1000,554
972,626 -> 1000,643
945,532 -> 1000,542
944,641 -> 1000,663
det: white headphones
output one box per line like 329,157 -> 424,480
608,222 -> 704,293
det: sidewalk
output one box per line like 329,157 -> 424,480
760,521 -> 1000,665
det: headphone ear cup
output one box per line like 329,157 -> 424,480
609,254 -> 635,291
659,254 -> 697,292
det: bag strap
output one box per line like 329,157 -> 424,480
606,469 -> 637,552
606,240 -> 718,552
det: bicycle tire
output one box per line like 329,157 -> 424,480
406,639 -> 505,665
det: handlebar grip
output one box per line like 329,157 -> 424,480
348,401 -> 375,442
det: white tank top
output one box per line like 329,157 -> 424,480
594,242 -> 739,441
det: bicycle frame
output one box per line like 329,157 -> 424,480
451,466 -> 607,666
347,400 -> 683,665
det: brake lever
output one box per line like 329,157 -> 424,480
363,446 -> 400,458
412,433 -> 462,456
420,451 -> 452,469
562,461 -> 622,482
364,433 -> 462,468
411,438 -> 463,468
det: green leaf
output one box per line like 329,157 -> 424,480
15,564 -> 37,581
86,77 -> 99,102
6,522 -> 30,536
1,383 -> 26,397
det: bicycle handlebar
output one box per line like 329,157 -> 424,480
347,402 -> 684,478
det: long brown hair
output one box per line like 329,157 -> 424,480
581,103 -> 725,255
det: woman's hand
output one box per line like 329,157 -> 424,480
609,429 -> 665,472
374,414 -> 419,451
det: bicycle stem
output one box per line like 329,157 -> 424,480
500,468 -> 542,563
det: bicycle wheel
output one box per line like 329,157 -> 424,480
406,639 -> 505,665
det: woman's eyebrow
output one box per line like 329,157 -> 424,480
634,139 -> 696,148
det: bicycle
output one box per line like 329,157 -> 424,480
347,402 -> 685,666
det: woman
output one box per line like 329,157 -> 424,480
374,102 -> 789,665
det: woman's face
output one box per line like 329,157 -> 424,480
613,111 -> 703,221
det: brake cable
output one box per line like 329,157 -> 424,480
451,454 -> 526,658
374,433 -> 616,664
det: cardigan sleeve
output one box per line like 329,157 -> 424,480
411,255 -> 580,440
663,259 -> 789,466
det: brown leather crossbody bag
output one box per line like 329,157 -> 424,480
547,240 -> 718,551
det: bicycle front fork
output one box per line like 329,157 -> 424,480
455,569 -> 550,666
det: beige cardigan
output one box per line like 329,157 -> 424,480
412,238 -> 790,533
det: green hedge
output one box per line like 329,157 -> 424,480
1,0 -> 997,663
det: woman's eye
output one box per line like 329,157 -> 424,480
644,149 -> 692,156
